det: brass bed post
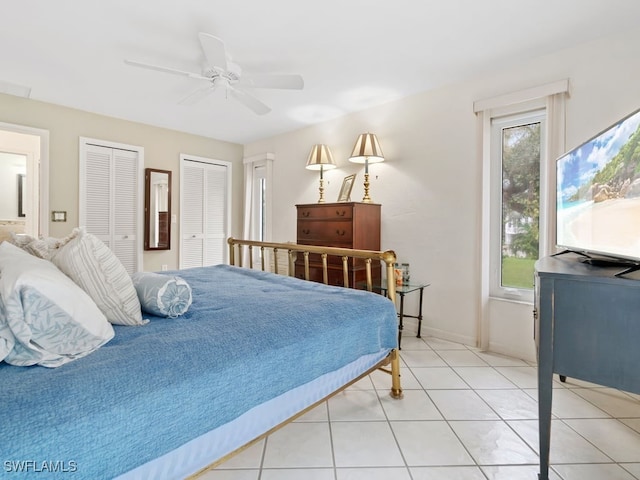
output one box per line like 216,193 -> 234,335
321,253 -> 328,284
273,248 -> 279,274
304,252 -> 310,280
365,258 -> 372,291
288,250 -> 294,276
381,249 -> 402,399
341,256 -> 349,287
390,349 -> 403,398
260,246 -> 266,271
383,253 -> 397,308
248,245 -> 254,269
228,238 -> 236,266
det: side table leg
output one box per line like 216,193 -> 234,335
398,294 -> 405,349
417,287 -> 424,338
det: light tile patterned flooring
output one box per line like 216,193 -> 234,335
202,333 -> 640,480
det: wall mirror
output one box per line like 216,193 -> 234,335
144,168 -> 171,250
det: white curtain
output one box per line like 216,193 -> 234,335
242,153 -> 274,267
474,80 -> 569,350
541,92 -> 567,257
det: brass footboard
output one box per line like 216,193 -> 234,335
227,237 -> 403,399
188,238 -> 403,478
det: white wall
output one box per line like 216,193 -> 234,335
0,94 -> 244,272
244,28 -> 640,360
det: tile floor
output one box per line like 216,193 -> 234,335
202,333 -> 640,480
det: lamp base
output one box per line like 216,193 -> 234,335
361,172 -> 373,203
318,178 -> 326,203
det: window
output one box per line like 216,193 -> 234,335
475,80 -> 568,349
490,110 -> 545,298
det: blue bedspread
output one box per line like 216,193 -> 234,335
0,265 -> 397,479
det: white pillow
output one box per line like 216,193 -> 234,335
51,228 -> 146,326
0,241 -> 114,367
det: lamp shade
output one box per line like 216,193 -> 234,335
348,133 -> 384,164
306,144 -> 337,171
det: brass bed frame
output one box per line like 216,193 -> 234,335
188,238 -> 403,478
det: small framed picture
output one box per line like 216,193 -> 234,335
337,174 -> 356,202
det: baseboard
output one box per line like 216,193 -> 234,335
487,340 -> 537,364
420,325 -> 476,348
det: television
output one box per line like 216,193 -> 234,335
556,107 -> 640,271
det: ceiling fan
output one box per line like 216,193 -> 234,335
124,32 -> 304,115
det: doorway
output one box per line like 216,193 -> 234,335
0,123 -> 49,242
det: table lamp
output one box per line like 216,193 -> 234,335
348,133 -> 384,203
306,144 -> 337,203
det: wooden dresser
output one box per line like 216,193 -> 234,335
295,202 -> 381,287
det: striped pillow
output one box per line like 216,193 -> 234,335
51,228 -> 145,326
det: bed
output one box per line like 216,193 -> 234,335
0,236 -> 401,479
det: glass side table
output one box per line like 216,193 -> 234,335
378,282 -> 431,349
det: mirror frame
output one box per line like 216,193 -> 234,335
144,168 -> 172,251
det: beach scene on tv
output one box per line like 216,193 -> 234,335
557,109 -> 640,261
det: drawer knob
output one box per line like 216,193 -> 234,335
303,229 -> 310,235
336,229 -> 346,236
336,210 -> 346,217
302,211 -> 310,217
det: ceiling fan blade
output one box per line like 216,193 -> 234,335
239,74 -> 304,90
179,84 -> 216,105
124,59 -> 209,81
198,32 -> 228,69
228,86 -> 271,115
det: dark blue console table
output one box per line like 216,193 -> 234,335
535,254 -> 640,480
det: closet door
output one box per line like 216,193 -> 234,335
80,139 -> 143,274
204,164 -> 228,265
181,161 -> 205,269
180,157 -> 230,269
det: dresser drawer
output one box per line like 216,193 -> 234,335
297,205 -> 353,220
297,221 -> 353,243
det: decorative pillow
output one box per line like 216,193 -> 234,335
0,310 -> 15,363
131,272 -> 193,318
7,232 -> 36,249
8,231 -> 75,260
50,228 -> 146,326
0,242 -> 114,367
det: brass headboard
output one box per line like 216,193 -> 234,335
227,237 -> 397,305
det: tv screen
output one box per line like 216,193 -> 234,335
556,107 -> 640,264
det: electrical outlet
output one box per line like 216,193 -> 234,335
161,264 -> 168,271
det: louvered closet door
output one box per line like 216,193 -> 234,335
204,164 -> 227,265
81,140 -> 142,274
84,145 -> 112,248
112,149 -> 139,273
181,162 -> 205,269
180,158 -> 230,269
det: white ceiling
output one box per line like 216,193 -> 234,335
2,0 -> 639,145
